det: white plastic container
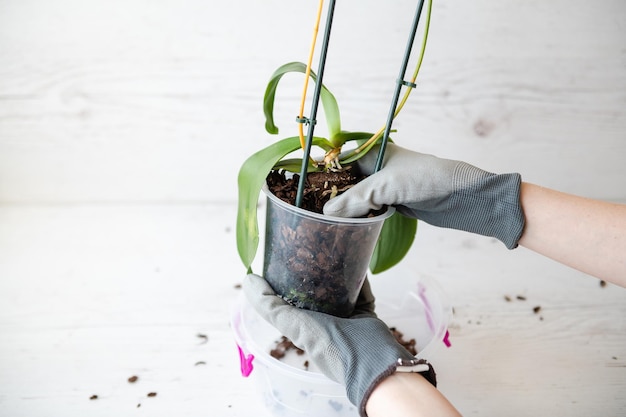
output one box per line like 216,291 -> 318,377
231,274 -> 451,417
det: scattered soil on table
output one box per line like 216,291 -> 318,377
147,392 -> 157,397
89,395 -> 98,400
504,294 -> 545,321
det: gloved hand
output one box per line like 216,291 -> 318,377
325,144 -> 525,249
243,273 -> 436,417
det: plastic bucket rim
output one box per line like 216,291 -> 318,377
376,274 -> 452,360
232,293 -> 340,384
231,274 -> 450,381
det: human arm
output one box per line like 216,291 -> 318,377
324,144 -> 626,286
518,182 -> 626,286
242,274 -> 460,417
366,372 -> 461,417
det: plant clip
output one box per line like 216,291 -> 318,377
399,79 -> 417,89
295,116 -> 316,126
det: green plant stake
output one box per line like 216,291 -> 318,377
375,0 -> 427,173
236,0 -> 433,276
295,0 -> 337,208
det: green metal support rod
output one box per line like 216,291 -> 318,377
374,0 -> 426,173
295,0 -> 337,208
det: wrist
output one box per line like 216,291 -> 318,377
346,346 -> 436,416
448,167 -> 525,249
365,372 -> 460,417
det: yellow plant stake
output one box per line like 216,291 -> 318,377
298,0 -> 325,150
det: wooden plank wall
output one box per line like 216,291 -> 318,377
1,0 -> 624,204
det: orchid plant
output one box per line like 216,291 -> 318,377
236,0 -> 432,276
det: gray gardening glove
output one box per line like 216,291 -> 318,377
325,144 -> 525,249
243,273 -> 436,417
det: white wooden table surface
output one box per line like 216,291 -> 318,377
1,206 -> 625,417
1,1 -> 625,416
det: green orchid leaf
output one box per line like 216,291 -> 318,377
340,134 -> 397,165
369,212 -> 418,274
236,135 -> 331,270
333,131 -> 375,144
273,158 -> 322,173
237,136 -> 304,270
263,62 -> 342,142
331,131 -> 377,164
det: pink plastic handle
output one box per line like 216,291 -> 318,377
416,282 -> 451,349
443,330 -> 451,348
237,344 -> 255,377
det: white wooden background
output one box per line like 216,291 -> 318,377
1,0 -> 625,416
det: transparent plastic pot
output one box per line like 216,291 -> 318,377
262,185 -> 395,317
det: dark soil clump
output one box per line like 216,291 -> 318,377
266,167 -> 364,214
389,327 -> 417,356
270,336 -> 304,360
